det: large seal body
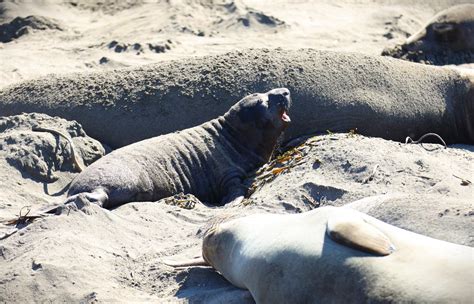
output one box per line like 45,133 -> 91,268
201,207 -> 473,303
0,49 -> 472,146
382,4 -> 474,65
67,88 -> 291,208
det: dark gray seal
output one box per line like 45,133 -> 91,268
64,88 -> 291,209
382,4 -> 474,65
0,49 -> 472,145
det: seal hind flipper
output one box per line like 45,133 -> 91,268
162,257 -> 209,268
327,214 -> 395,256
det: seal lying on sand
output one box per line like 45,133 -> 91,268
165,207 -> 473,303
1,49 -> 472,146
63,88 -> 291,209
382,4 -> 474,65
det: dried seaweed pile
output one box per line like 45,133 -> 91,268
245,135 -> 323,200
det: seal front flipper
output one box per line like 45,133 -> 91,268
218,172 -> 247,205
327,213 -> 396,256
42,188 -> 110,215
220,187 -> 246,206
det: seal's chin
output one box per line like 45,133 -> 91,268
280,109 -> 291,123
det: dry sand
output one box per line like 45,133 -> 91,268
0,1 -> 473,303
1,127 -> 472,303
0,0 -> 468,88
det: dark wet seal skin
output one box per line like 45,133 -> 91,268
382,4 -> 474,65
63,88 -> 291,209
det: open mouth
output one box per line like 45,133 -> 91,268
280,109 -> 291,123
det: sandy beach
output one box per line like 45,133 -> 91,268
0,1 -> 472,303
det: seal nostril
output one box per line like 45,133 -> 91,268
282,91 -> 289,97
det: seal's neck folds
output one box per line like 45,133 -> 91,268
219,115 -> 279,164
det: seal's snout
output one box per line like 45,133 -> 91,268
267,88 -> 292,123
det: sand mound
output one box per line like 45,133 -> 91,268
0,202 -> 207,302
69,0 -> 286,37
219,1 -> 286,30
246,133 -> 473,245
0,113 -> 106,219
155,0 -> 286,37
66,0 -> 144,15
0,15 -> 62,43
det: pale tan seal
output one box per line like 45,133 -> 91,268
165,206 -> 473,303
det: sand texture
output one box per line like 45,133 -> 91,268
0,1 -> 473,303
1,130 -> 473,302
0,0 -> 467,89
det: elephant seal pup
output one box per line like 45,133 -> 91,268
166,207 -> 473,303
64,88 -> 291,209
382,4 -> 474,65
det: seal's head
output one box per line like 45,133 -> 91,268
201,218 -> 245,288
223,88 -> 292,161
382,4 -> 474,65
267,87 -> 292,128
201,222 -> 223,266
227,87 -> 291,130
405,4 -> 474,53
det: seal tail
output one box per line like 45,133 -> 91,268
162,257 -> 209,268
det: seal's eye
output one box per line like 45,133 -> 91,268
433,23 -> 454,33
268,94 -> 286,106
432,23 -> 457,43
